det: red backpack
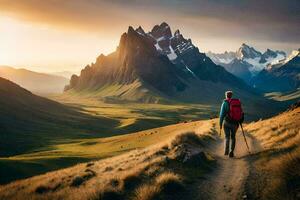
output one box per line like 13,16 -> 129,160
226,98 -> 243,123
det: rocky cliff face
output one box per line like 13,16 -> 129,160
65,22 -> 255,103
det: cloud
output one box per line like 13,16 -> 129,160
0,0 -> 299,49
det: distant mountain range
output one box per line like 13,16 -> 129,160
252,49 -> 300,92
0,66 -> 69,94
207,44 -> 286,83
65,22 -> 261,104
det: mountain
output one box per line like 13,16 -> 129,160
251,49 -> 300,92
0,77 -> 118,157
236,43 -> 262,60
222,59 -> 253,82
207,44 -> 286,83
65,22 -> 259,104
0,66 -> 69,94
206,51 -> 236,65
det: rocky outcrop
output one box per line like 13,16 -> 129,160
64,22 -> 257,102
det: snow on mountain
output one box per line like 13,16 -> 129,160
206,51 -> 236,65
245,52 -> 285,73
65,22 -> 256,103
236,43 -> 262,60
252,48 -> 300,92
266,49 -> 299,70
147,24 -> 195,62
207,44 -> 287,82
285,49 -> 300,63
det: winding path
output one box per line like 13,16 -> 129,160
197,128 -> 262,200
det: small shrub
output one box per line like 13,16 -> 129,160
104,166 -> 113,172
161,145 -> 169,151
85,169 -> 96,177
35,185 -> 50,194
171,132 -> 202,148
70,176 -> 84,187
134,184 -> 160,200
70,169 -> 96,187
110,178 -> 121,188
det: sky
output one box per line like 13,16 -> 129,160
0,0 -> 299,73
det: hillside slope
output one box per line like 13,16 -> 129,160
0,77 -> 119,157
0,120 -> 218,199
244,102 -> 300,199
0,66 -> 69,94
1,102 -> 299,199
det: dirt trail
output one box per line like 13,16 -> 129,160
197,127 -> 262,200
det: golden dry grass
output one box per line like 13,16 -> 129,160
245,107 -> 300,149
133,172 -> 183,200
244,106 -> 300,199
0,120 -> 217,200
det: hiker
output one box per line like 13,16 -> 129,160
219,91 -> 244,157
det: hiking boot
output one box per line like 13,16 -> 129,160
224,151 -> 229,156
229,151 -> 234,158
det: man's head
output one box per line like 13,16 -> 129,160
225,91 -> 233,99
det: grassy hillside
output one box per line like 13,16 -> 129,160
0,103 -> 299,199
0,66 -> 69,94
244,103 -> 300,199
0,120 -> 218,199
0,120 -> 212,184
0,77 -> 121,157
53,89 -> 285,126
50,93 -> 218,127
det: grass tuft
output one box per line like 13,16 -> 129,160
133,184 -> 160,200
155,172 -> 183,194
133,172 -> 184,200
123,173 -> 142,190
171,132 -> 202,148
98,188 -> 124,200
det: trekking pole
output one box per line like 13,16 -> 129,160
240,123 -> 251,154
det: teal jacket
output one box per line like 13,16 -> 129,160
219,99 -> 229,127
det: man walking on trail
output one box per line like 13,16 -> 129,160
219,91 -> 244,158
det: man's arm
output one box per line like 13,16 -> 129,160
219,101 -> 228,128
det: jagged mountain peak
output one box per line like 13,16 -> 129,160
237,43 -> 262,59
207,44 -> 287,82
262,49 -> 286,58
252,48 -> 300,92
150,22 -> 172,39
135,26 -> 145,35
64,23 -> 255,103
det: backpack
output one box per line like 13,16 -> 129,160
226,98 -> 243,123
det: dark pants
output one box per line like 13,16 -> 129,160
224,122 -> 238,154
